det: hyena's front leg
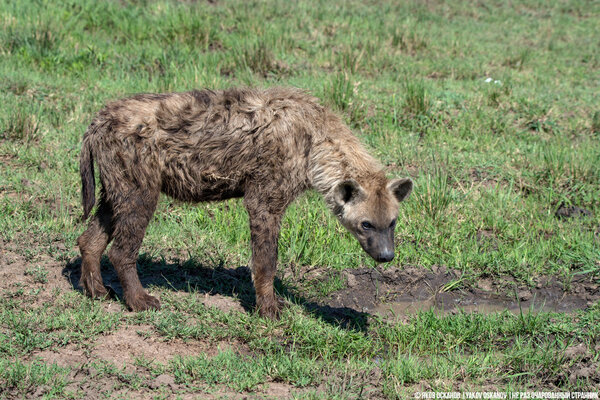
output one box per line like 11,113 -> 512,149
245,203 -> 285,319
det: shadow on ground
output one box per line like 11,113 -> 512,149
62,255 -> 370,331
63,254 -> 600,332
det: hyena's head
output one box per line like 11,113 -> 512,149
333,177 -> 413,263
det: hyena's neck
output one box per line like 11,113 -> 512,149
308,116 -> 383,209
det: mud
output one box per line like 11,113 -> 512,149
560,343 -> 600,387
294,265 -> 600,320
29,324 -> 248,375
555,204 -> 594,219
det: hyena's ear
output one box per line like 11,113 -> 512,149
388,178 -> 413,202
333,179 -> 365,206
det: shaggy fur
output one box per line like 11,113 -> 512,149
77,87 -> 412,318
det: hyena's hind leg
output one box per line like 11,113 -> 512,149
77,198 -> 114,298
107,190 -> 160,311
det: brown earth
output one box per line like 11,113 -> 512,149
0,242 -> 304,399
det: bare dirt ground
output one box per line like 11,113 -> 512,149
0,240 -> 305,399
1,236 -> 599,397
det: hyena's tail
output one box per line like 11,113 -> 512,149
80,124 -> 97,221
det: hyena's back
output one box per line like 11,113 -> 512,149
82,88 -> 317,213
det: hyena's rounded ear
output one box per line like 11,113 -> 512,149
388,178 -> 413,202
334,179 -> 365,205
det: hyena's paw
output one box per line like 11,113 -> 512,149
257,295 -> 287,319
80,274 -> 108,299
126,291 -> 161,312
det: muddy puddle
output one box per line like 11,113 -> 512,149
374,296 -> 569,318
304,265 -> 600,319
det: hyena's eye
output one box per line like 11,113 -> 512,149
389,219 -> 397,228
361,221 -> 374,230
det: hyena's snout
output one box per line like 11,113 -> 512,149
361,231 -> 395,263
371,243 -> 394,263
375,247 -> 394,263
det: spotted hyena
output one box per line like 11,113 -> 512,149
77,87 -> 413,318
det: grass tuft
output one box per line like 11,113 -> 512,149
324,72 -> 354,112
591,111 -> 600,134
412,162 -> 453,222
402,79 -> 430,117
323,73 -> 366,127
391,28 -> 428,54
0,359 -> 70,396
234,40 -> 277,77
1,104 -> 40,142
504,48 -> 531,71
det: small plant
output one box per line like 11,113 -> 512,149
486,79 -> 511,108
1,106 -> 40,142
4,79 -> 29,95
591,111 -> 600,134
323,73 -> 365,126
504,48 -> 531,70
235,40 -> 276,77
527,118 -> 558,134
24,266 -> 49,284
391,28 -> 428,54
324,72 -> 354,112
488,89 -> 501,106
336,46 -> 365,75
402,79 -> 430,117
29,23 -> 60,58
413,162 -> 453,222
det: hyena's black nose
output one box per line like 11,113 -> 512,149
376,250 -> 394,263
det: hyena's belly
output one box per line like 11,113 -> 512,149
160,165 -> 245,203
157,129 -> 252,202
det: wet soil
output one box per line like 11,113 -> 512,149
555,204 -> 594,219
291,265 -> 600,320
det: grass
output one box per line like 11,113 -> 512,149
0,0 -> 599,397
24,265 -> 48,284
